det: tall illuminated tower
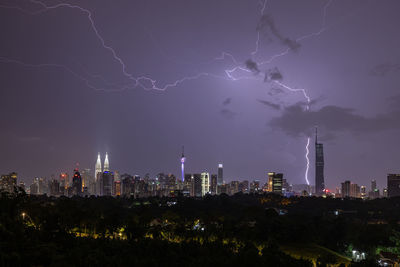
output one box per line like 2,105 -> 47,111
315,128 -> 325,196
95,153 -> 102,180
104,152 -> 110,172
217,164 -> 223,185
181,146 -> 185,182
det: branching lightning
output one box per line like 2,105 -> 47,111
0,0 -> 339,185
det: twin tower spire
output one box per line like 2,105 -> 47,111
95,152 -> 109,178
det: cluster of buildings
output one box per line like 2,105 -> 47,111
2,130 -> 400,199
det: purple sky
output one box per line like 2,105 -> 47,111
1,0 -> 400,190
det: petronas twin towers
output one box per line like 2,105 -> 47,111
95,152 -> 110,179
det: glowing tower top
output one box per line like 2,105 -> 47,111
95,153 -> 102,180
104,152 -> 110,172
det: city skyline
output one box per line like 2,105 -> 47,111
1,0 -> 400,190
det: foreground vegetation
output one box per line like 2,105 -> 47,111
1,190 -> 400,266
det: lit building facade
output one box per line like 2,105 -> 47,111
201,172 -> 210,196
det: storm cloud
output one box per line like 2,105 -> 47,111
257,99 -> 281,110
264,67 -> 283,82
245,59 -> 260,74
257,14 -> 301,52
269,103 -> 399,137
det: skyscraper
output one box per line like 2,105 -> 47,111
201,172 -> 210,196
268,172 -> 283,194
217,164 -> 223,186
315,128 -> 325,196
99,171 -> 114,196
193,174 -> 202,197
387,174 -> 400,197
210,174 -> 217,195
104,152 -> 110,172
341,180 -> 351,198
181,146 -> 185,182
95,153 -> 102,180
72,169 -> 82,196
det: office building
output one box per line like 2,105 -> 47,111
387,174 -> 400,197
341,180 -> 351,198
217,164 -> 223,186
193,174 -> 202,197
72,169 -> 82,196
268,172 -> 283,194
211,174 -> 217,195
201,172 -> 210,196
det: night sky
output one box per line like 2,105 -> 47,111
1,0 -> 400,190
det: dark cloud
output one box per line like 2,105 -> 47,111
245,59 -> 260,74
264,67 -> 283,82
370,63 -> 400,76
257,14 -> 301,52
220,109 -> 237,119
222,97 -> 232,106
269,103 -> 399,137
257,99 -> 281,110
268,87 -> 285,96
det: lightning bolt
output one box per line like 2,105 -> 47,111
1,0 -> 341,187
305,137 -> 310,185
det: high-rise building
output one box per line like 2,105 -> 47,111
30,177 -> 47,195
121,174 -> 134,197
72,169 -> 82,196
0,172 -> 17,193
59,173 -> 68,196
239,180 -> 249,193
95,153 -> 102,180
350,183 -> 360,198
383,188 -> 388,198
315,128 -> 325,196
99,171 -> 114,196
268,172 -> 283,194
341,180 -> 351,198
229,181 -> 240,195
211,174 -> 218,195
104,152 -> 110,172
184,174 -> 193,196
371,180 -> 377,191
193,174 -> 202,197
267,172 -> 275,192
387,174 -> 400,197
360,186 -> 367,199
181,146 -> 185,182
81,168 -> 95,195
250,180 -> 260,193
201,172 -> 210,196
113,171 -> 121,196
217,164 -> 223,186
48,179 -> 60,196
